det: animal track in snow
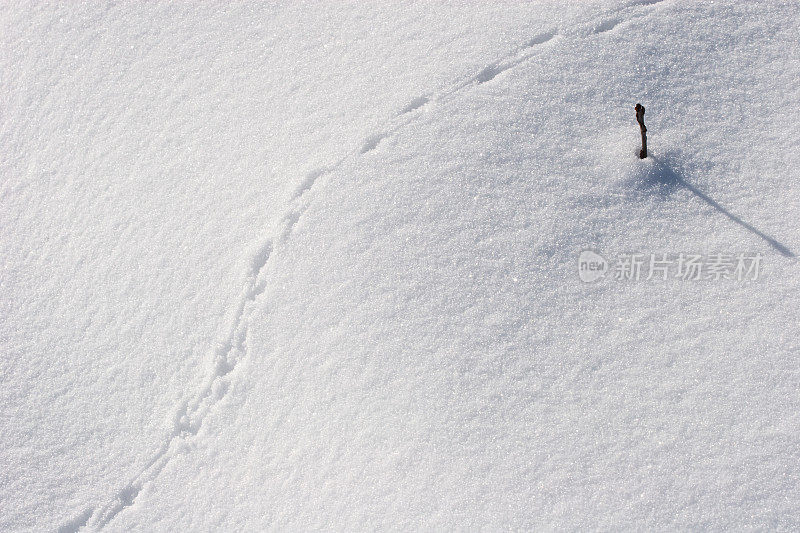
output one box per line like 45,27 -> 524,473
77,236 -> 276,529
522,31 -> 556,49
57,509 -> 92,533
398,95 -> 430,115
248,241 -> 273,296
594,18 -> 621,33
62,2 -> 668,529
476,63 -> 506,84
294,167 -> 331,198
475,30 -> 557,85
360,133 -> 386,153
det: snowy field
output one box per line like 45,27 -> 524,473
2,1 -> 799,530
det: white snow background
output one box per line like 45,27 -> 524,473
1,0 -> 799,530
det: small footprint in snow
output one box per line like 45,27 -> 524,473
294,167 -> 329,198
523,30 -> 556,49
594,18 -> 620,33
249,241 -> 272,278
476,63 -> 506,84
360,133 -> 386,153
117,485 -> 142,508
398,95 -> 429,115
215,357 -> 234,377
57,508 -> 92,533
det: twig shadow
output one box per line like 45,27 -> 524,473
643,155 -> 795,258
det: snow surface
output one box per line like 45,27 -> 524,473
2,0 -> 799,531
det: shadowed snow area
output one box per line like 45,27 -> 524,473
2,1 -> 799,531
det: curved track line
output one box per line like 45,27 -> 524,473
64,2 -> 666,529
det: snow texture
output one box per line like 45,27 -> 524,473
2,1 -> 799,531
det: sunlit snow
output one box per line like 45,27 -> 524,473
2,1 -> 799,530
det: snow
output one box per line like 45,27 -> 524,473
2,1 -> 799,531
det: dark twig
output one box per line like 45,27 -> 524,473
635,103 -> 647,159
